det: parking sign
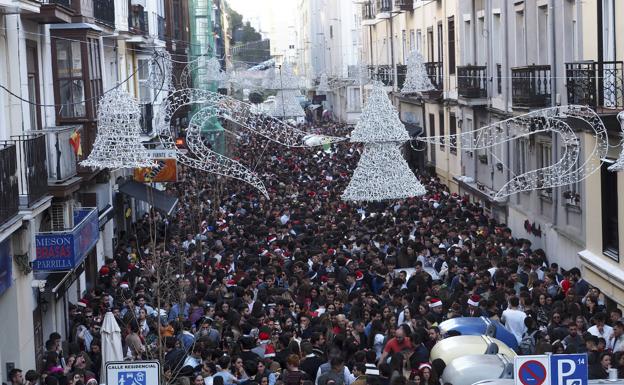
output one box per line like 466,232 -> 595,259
106,361 -> 160,385
550,354 -> 588,385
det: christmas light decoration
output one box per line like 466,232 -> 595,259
147,50 -> 173,91
342,143 -> 426,201
317,73 -> 330,92
401,50 -> 434,94
343,82 -> 427,201
350,82 -> 410,143
80,89 -> 156,169
272,90 -> 305,118
417,105 -> 608,198
608,111 -> 624,172
272,62 -> 299,90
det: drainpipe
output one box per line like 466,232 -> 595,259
503,0 -> 511,222
471,0 -> 476,65
549,0 -> 559,226
389,11 -> 396,92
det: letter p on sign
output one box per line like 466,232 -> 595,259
557,359 -> 575,385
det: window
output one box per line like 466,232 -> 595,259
538,142 -> 552,198
87,38 -> 102,115
448,17 -> 455,74
416,29 -> 422,53
463,20 -> 472,64
26,41 -> 41,130
347,87 -> 361,112
477,16 -> 485,64
330,25 -> 333,39
55,40 -> 85,118
173,0 -> 182,40
537,6 -> 548,64
428,113 -> 436,163
562,146 -> 581,206
602,163 -> 619,259
515,11 -> 525,65
437,23 -> 443,63
137,58 -> 152,103
427,28 -> 434,62
449,113 -> 457,154
515,138 -> 528,175
402,30 -> 407,63
409,29 -> 415,52
439,111 -> 445,150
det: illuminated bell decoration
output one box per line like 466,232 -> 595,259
350,82 -> 410,143
80,89 -> 156,169
342,142 -> 426,201
401,50 -> 434,94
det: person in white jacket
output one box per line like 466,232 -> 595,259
501,296 -> 527,344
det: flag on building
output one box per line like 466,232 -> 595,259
69,130 -> 82,156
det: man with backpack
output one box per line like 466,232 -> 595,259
519,316 -> 540,355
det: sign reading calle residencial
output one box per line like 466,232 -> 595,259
33,208 -> 99,271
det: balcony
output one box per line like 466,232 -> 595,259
39,126 -> 82,186
511,65 -> 551,108
457,65 -> 487,99
24,0 -> 73,24
0,144 -> 19,227
376,0 -> 392,18
394,0 -> 413,11
128,4 -> 148,35
0,135 -> 48,207
139,103 -> 153,135
566,61 -> 624,113
94,0 -> 115,28
366,65 -> 406,89
362,2 -> 375,25
425,62 -> 443,90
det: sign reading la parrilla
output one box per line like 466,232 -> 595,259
33,208 -> 99,271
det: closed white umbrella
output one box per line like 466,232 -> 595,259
101,311 -> 124,382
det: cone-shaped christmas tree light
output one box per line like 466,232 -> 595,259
272,90 -> 305,118
401,50 -> 435,94
80,89 -> 156,170
317,73 -> 330,93
342,82 -> 426,201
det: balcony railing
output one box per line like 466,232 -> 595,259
376,0 -> 392,13
511,65 -> 551,108
362,2 -> 374,20
0,135 -> 48,207
129,5 -> 148,34
366,65 -> 407,89
457,65 -> 487,98
425,62 -> 443,90
94,0 -> 115,27
38,0 -> 71,6
394,0 -> 413,11
566,61 -> 624,111
157,15 -> 166,40
41,126 -> 80,182
0,144 -> 19,226
140,103 -> 153,135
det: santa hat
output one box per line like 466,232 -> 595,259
355,271 -> 364,281
258,331 -> 270,342
267,235 -> 277,244
264,344 -> 276,358
418,363 -> 432,371
468,294 -> 481,307
259,249 -> 270,257
99,266 -> 110,276
429,298 -> 442,308
77,299 -> 88,308
226,279 -> 237,287
120,282 -> 130,289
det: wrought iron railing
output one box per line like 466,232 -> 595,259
457,65 -> 487,98
425,62 -> 443,90
376,0 -> 392,13
362,2 -> 374,20
366,65 -> 406,89
394,0 -> 413,11
0,135 -> 48,207
94,0 -> 115,27
140,103 -> 153,135
511,65 -> 551,108
128,5 -> 148,34
0,144 -> 19,226
566,61 -> 624,111
157,15 -> 166,40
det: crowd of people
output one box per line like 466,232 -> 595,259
12,121 -> 624,385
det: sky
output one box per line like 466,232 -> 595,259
227,0 -> 297,36
227,0 -> 269,31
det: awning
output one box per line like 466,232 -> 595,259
307,104 -> 322,110
119,181 -> 178,216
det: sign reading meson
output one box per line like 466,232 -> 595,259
33,208 -> 99,271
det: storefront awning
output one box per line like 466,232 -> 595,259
119,181 -> 178,216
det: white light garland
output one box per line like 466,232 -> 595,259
401,50 -> 434,94
342,143 -> 426,201
80,89 -> 156,170
350,82 -> 410,143
205,57 -> 226,83
608,111 -> 624,172
271,62 -> 300,90
317,73 -> 330,93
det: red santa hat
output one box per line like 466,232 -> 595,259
429,298 -> 443,308
263,344 -> 276,358
468,294 -> 481,307
355,271 -> 364,281
226,279 -> 237,287
267,235 -> 277,244
120,282 -> 130,289
258,331 -> 270,342
77,299 -> 89,308
99,266 -> 110,276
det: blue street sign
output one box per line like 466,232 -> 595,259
551,354 -> 588,385
518,360 -> 548,385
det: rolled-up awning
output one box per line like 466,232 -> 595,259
118,181 -> 178,216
